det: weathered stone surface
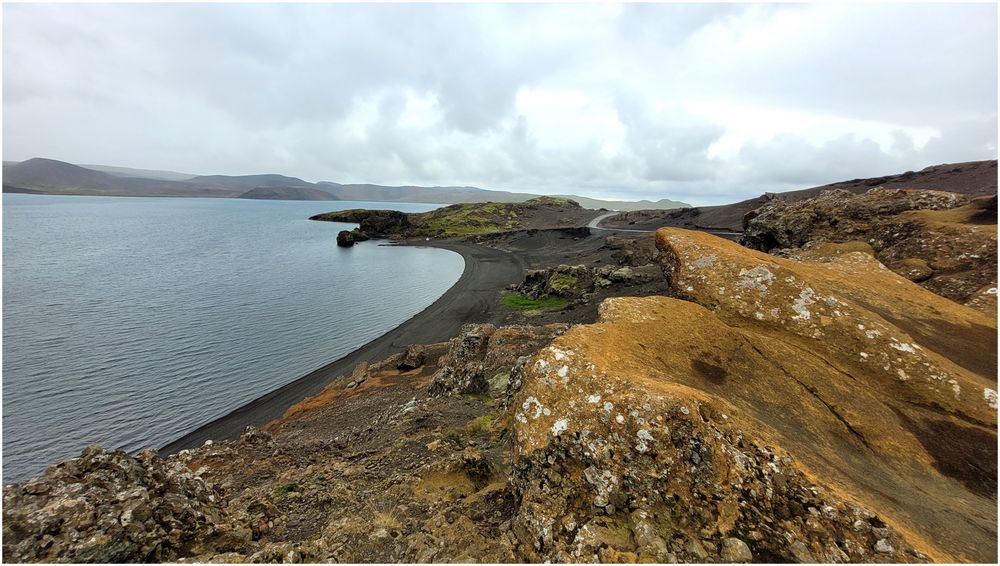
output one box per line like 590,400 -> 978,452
430,323 -> 567,397
397,344 -> 426,371
741,188 -> 997,311
659,228 -> 996,426
509,228 -> 996,563
2,446 -> 247,563
720,537 -> 753,563
511,315 -> 924,562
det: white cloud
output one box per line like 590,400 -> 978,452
3,3 -> 996,206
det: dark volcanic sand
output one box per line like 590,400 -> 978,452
160,240 -> 524,454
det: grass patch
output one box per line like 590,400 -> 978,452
500,293 -> 568,311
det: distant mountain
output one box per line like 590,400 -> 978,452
554,194 -> 688,212
314,183 -> 689,210
2,157 -> 692,209
316,182 -> 533,204
79,164 -> 198,182
238,186 -> 339,201
2,158 -> 239,198
191,174 -> 315,191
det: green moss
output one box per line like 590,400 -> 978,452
272,482 -> 300,498
548,274 -> 578,292
500,293 -> 568,311
466,412 -> 501,435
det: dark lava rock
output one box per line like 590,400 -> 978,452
336,230 -> 356,247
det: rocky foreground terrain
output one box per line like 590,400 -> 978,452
4,181 -> 997,563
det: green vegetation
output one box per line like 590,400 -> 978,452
462,391 -> 493,403
466,412 -> 501,435
415,202 -> 515,236
548,274 -> 578,292
500,293 -> 568,311
272,482 -> 300,498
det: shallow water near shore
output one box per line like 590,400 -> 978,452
2,194 -> 464,482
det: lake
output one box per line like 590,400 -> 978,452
2,194 -> 464,482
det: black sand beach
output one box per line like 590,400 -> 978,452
159,239 -> 524,454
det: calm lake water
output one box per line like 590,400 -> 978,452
2,194 -> 464,482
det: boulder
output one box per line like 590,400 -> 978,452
397,344 -> 427,371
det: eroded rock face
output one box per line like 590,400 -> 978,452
429,323 -> 568,397
741,188 -> 997,311
510,229 -> 997,563
511,305 -> 922,563
3,446 -> 247,563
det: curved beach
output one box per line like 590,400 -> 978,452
159,239 -> 524,454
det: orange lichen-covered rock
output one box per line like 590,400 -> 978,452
658,228 -> 996,426
510,229 -> 996,563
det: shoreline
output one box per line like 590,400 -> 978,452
159,238 -> 525,455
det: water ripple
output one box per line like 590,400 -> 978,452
3,195 -> 462,482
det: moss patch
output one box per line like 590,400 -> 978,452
500,293 -> 568,311
467,413 -> 501,435
548,274 -> 578,292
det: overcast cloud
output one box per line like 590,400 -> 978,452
3,3 -> 996,205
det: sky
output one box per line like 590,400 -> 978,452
3,3 -> 997,206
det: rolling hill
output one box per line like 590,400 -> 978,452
2,157 -> 690,209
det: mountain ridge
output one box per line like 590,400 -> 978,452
2,157 -> 689,210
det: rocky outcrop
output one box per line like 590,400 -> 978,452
516,264 -> 665,303
3,446 -> 248,563
312,210 -> 411,237
430,323 -> 567,397
312,198 -> 598,239
507,228 -> 996,563
335,230 -> 356,247
741,188 -> 998,312
396,344 -> 426,371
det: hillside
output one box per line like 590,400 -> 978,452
238,187 -> 339,201
79,164 -> 198,181
2,158 -> 240,198
604,160 -> 999,232
2,157 -> 690,209
310,196 -> 601,241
